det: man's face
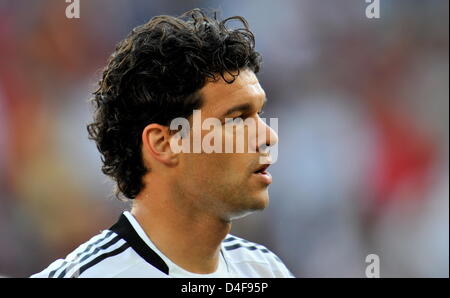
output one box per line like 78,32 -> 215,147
174,69 -> 278,221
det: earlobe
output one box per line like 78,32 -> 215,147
142,124 -> 179,166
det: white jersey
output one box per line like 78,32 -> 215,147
31,211 -> 294,278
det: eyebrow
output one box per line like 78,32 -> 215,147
221,97 -> 267,118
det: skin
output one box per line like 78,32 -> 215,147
132,69 -> 278,274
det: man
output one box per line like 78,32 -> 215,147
31,8 -> 293,278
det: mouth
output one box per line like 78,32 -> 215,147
253,164 -> 272,184
254,164 -> 270,175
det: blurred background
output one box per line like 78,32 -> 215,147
0,0 -> 448,277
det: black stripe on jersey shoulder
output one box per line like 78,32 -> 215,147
109,213 -> 169,275
57,234 -> 122,278
223,242 -> 286,265
223,236 -> 246,243
223,236 -> 273,255
49,231 -> 114,278
70,242 -> 131,278
224,243 -> 269,253
224,240 -> 285,265
223,235 -> 258,247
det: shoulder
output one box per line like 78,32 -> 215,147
31,230 -> 125,278
222,234 -> 295,278
31,212 -> 171,278
30,229 -> 165,278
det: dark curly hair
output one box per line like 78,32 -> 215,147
87,8 -> 262,200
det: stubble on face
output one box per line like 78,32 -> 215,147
175,69 -> 273,221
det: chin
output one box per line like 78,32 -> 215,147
227,192 -> 269,221
252,187 -> 270,208
253,193 -> 270,210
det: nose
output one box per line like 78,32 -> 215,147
257,117 -> 278,154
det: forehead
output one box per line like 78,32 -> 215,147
199,69 -> 265,114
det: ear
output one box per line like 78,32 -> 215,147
142,124 -> 179,167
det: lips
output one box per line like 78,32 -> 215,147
254,163 -> 270,174
253,163 -> 272,185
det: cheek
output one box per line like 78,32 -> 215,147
223,122 -> 258,154
203,154 -> 237,178
185,154 -> 249,188
180,154 -> 229,182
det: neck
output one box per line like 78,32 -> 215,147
131,176 -> 231,274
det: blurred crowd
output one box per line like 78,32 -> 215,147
0,0 -> 448,277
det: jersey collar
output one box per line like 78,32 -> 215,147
109,212 -> 169,275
